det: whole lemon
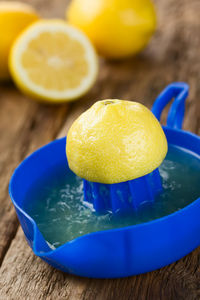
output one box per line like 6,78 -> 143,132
67,0 -> 156,59
66,100 -> 167,184
0,2 -> 39,80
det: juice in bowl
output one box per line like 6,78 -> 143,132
9,83 -> 200,278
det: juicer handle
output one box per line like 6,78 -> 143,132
152,82 -> 189,129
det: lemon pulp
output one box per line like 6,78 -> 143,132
21,32 -> 89,91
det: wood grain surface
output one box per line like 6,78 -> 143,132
0,0 -> 200,299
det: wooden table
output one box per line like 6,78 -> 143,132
0,0 -> 200,299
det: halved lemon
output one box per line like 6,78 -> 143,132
9,20 -> 98,102
67,100 -> 168,184
0,1 -> 39,80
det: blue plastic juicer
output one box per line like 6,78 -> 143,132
83,168 -> 162,213
9,82 -> 200,278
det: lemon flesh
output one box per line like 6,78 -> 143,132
9,20 -> 98,102
67,0 -> 156,59
0,1 -> 39,80
66,100 -> 168,184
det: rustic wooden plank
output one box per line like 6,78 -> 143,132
0,0 -> 70,264
1,0 -> 200,299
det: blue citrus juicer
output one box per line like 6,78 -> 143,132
9,82 -> 200,278
83,168 -> 162,213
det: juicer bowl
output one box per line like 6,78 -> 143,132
9,83 -> 200,278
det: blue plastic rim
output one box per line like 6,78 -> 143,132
9,82 -> 200,278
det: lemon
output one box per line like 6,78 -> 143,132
66,100 -> 168,184
67,0 -> 156,59
0,1 -> 39,81
9,20 -> 98,103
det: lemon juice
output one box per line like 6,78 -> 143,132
24,145 -> 200,248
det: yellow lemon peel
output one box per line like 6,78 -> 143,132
66,99 -> 168,184
67,0 -> 156,59
0,1 -> 39,80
